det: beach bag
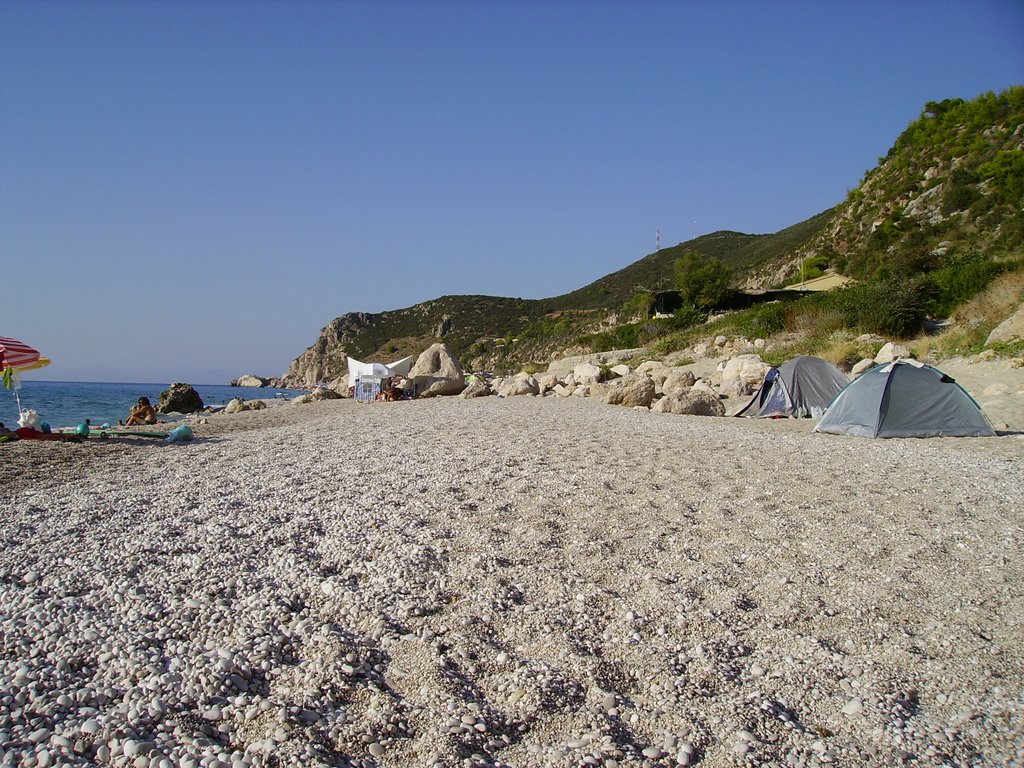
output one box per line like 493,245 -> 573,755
166,424 -> 195,442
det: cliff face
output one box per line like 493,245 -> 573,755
282,313 -> 374,388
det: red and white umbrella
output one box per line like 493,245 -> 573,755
1,336 -> 51,415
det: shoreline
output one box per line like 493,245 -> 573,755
1,396 -> 1022,766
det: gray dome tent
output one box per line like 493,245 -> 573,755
813,360 -> 994,438
735,356 -> 849,418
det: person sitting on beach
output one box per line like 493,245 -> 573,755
121,396 -> 159,426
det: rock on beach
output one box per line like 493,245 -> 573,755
0,395 -> 1021,767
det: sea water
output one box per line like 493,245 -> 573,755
0,381 -> 308,430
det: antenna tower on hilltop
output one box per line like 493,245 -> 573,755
656,229 -> 660,252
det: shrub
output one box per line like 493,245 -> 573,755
941,182 -> 981,215
730,302 -> 789,338
674,252 -> 732,309
929,260 -> 1008,317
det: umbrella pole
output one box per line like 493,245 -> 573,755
12,371 -> 24,416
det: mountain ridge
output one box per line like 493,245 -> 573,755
281,86 -> 1023,388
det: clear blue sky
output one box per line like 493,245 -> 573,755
2,0 -> 1021,383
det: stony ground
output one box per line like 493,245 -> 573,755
1,396 -> 1022,768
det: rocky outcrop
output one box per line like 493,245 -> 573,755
282,313 -> 376,388
157,383 -> 204,414
410,344 -> 465,397
231,375 -> 285,388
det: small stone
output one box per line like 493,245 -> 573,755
368,742 -> 384,757
642,746 -> 663,759
842,698 -> 864,716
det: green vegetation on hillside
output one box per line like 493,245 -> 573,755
838,86 -> 1024,279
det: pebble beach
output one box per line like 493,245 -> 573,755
1,395 -> 1022,768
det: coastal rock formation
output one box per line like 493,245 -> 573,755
282,312 -> 376,388
409,343 -> 465,397
230,374 -> 285,388
157,383 -> 204,414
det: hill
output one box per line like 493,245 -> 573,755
281,86 -> 1024,387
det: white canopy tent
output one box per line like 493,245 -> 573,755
346,356 -> 415,398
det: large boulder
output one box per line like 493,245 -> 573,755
409,343 -> 466,397
157,383 -> 204,414
573,362 -> 603,386
652,390 -> 726,416
720,355 -> 772,390
538,374 -> 561,395
874,342 -> 909,363
661,369 -> 697,397
293,386 -> 342,404
497,373 -> 539,397
223,398 -> 267,414
604,373 -> 656,408
231,374 -> 266,388
459,380 -> 492,399
851,358 -> 876,376
986,302 -> 1024,346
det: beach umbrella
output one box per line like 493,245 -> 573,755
0,336 -> 51,416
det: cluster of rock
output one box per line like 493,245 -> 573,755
475,361 -> 731,416
461,336 -> 923,416
278,333 -> 931,417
